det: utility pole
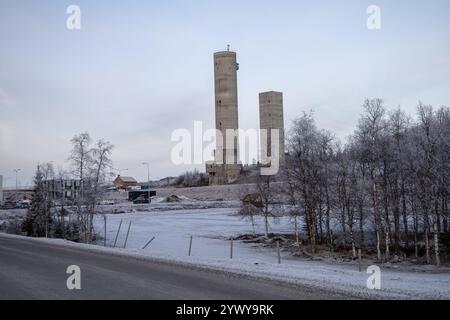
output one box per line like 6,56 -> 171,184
13,169 -> 21,202
142,162 -> 150,211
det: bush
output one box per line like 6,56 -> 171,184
175,170 -> 208,187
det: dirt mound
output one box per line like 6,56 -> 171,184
165,195 -> 182,202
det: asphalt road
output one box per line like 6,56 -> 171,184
0,236 -> 351,300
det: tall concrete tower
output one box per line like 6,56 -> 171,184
214,49 -> 239,164
259,91 -> 285,165
206,48 -> 241,184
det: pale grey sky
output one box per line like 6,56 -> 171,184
1,0 -> 449,186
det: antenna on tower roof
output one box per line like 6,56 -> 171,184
227,44 -> 230,51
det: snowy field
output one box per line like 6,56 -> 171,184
91,205 -> 450,300
1,202 -> 450,299
96,207 -> 292,261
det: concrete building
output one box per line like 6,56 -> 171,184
259,91 -> 285,165
2,187 -> 34,203
206,48 -> 242,185
43,179 -> 81,202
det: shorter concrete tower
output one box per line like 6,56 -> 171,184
259,91 -> 285,165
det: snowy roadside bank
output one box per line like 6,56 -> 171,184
1,231 -> 449,300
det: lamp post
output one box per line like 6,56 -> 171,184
142,162 -> 150,210
13,169 -> 21,201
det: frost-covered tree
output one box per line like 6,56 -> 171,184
22,164 -> 52,237
281,99 -> 449,265
85,139 -> 114,242
68,132 -> 114,243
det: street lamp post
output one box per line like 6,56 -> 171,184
142,162 -> 150,210
13,169 -> 21,201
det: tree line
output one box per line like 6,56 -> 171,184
246,98 -> 449,266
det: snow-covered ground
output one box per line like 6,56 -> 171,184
90,205 -> 450,300
1,202 -> 450,299
96,207 -> 292,261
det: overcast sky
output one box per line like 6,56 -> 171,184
1,0 -> 449,187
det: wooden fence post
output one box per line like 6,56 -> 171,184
230,238 -> 234,259
113,219 -> 123,248
142,236 -> 155,250
103,215 -> 107,247
123,221 -> 132,248
188,235 -> 193,256
277,240 -> 281,264
358,248 -> 362,272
